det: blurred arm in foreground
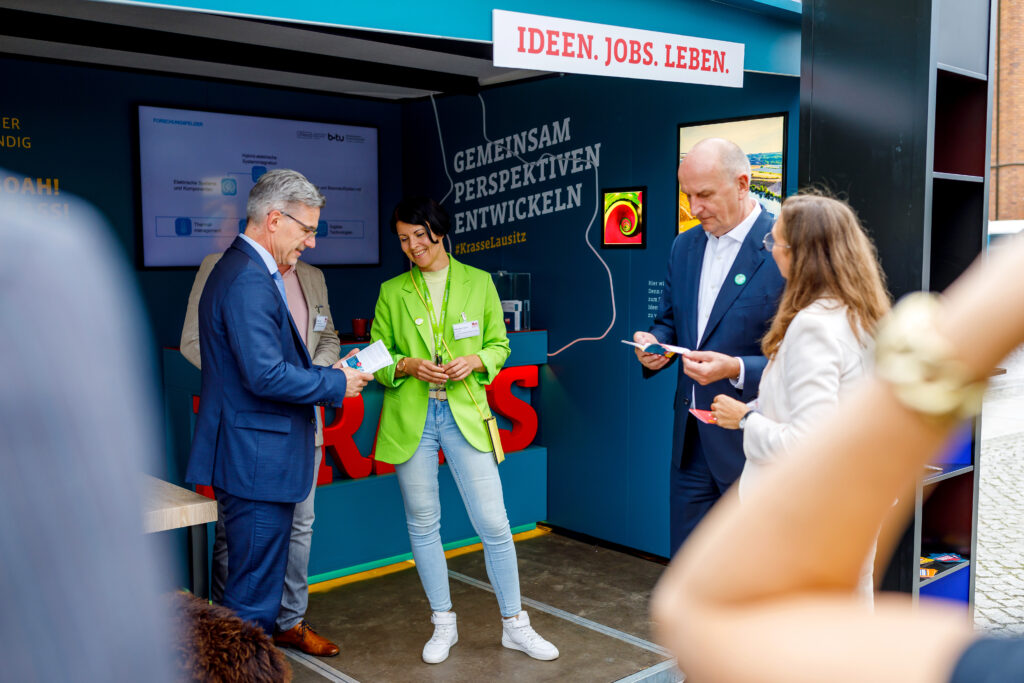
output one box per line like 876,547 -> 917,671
652,236 -> 1024,683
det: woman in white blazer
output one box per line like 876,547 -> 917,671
711,193 -> 890,601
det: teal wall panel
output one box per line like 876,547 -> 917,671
309,445 -> 546,579
162,333 -> 548,578
4,40 -> 797,566
400,71 -> 800,556
93,0 -> 800,75
0,55 -> 408,351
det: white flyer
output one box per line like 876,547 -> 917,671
341,340 -> 394,374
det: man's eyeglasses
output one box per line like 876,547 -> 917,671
762,233 -> 790,251
276,210 -> 318,235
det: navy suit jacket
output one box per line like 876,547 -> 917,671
185,236 -> 348,503
649,210 -> 785,482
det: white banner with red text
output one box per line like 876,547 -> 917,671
492,10 -> 744,87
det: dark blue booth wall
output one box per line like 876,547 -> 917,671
2,53 -> 797,560
0,55 -> 407,351
401,72 -> 798,556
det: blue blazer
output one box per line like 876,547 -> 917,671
649,210 -> 785,482
185,237 -> 348,503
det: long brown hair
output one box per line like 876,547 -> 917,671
761,193 -> 891,359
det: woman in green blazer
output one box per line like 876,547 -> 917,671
370,197 -> 558,665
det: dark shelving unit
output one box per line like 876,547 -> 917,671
801,0 -> 997,616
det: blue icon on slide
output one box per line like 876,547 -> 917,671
221,178 -> 237,195
252,166 -> 267,182
239,219 -> 247,233
175,217 -> 192,236
317,220 -> 328,238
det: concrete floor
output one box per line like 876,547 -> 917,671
272,348 -> 1024,679
283,532 -> 679,682
975,346 -> 1024,635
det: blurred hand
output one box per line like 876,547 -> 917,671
404,357 -> 449,384
682,350 -> 740,386
634,330 -> 671,371
710,394 -> 746,429
341,367 -> 374,397
443,355 -> 483,382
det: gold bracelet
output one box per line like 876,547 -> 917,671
874,292 -> 987,424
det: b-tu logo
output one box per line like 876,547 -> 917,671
328,133 -> 345,142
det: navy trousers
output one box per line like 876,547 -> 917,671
668,415 -> 733,557
214,488 -> 295,634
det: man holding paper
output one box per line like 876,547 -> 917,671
337,339 -> 395,374
633,139 -> 784,555
182,169 -> 372,655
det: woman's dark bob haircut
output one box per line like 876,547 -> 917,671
390,197 -> 450,243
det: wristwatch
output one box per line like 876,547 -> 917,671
397,357 -> 407,375
738,410 -> 752,429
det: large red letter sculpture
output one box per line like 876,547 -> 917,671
194,365 -> 541,493
486,364 -> 539,452
323,396 -> 374,479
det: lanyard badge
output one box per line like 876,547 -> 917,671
415,266 -> 452,366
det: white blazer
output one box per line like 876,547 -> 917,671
739,299 -> 871,500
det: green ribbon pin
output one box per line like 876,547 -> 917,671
734,273 -> 747,286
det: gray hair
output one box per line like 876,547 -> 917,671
691,137 -> 751,182
246,169 -> 325,224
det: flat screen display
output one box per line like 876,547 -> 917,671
137,105 -> 379,267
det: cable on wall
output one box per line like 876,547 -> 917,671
473,93 -> 617,357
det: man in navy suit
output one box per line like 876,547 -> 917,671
186,169 -> 373,634
634,138 -> 785,556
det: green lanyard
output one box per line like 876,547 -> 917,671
415,265 -> 452,365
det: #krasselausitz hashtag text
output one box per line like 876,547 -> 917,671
454,232 -> 527,254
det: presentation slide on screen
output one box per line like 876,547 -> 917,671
138,106 -> 379,267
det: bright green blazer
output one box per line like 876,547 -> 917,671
370,256 -> 510,464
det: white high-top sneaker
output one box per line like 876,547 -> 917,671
422,611 -> 458,664
501,611 -> 559,660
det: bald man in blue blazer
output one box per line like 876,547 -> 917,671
186,170 -> 372,634
634,139 -> 785,556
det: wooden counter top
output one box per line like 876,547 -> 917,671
143,474 -> 217,533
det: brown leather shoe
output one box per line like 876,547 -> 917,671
273,620 -> 339,657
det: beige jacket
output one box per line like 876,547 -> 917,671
180,253 -> 340,447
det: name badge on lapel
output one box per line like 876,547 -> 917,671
452,320 -> 480,340
313,315 -> 328,332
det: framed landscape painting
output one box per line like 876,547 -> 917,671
677,113 -> 787,233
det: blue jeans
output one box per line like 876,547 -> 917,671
395,399 -> 521,617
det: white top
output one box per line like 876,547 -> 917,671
422,266 -> 449,356
696,202 -> 761,344
692,201 -> 761,401
738,299 -> 871,500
